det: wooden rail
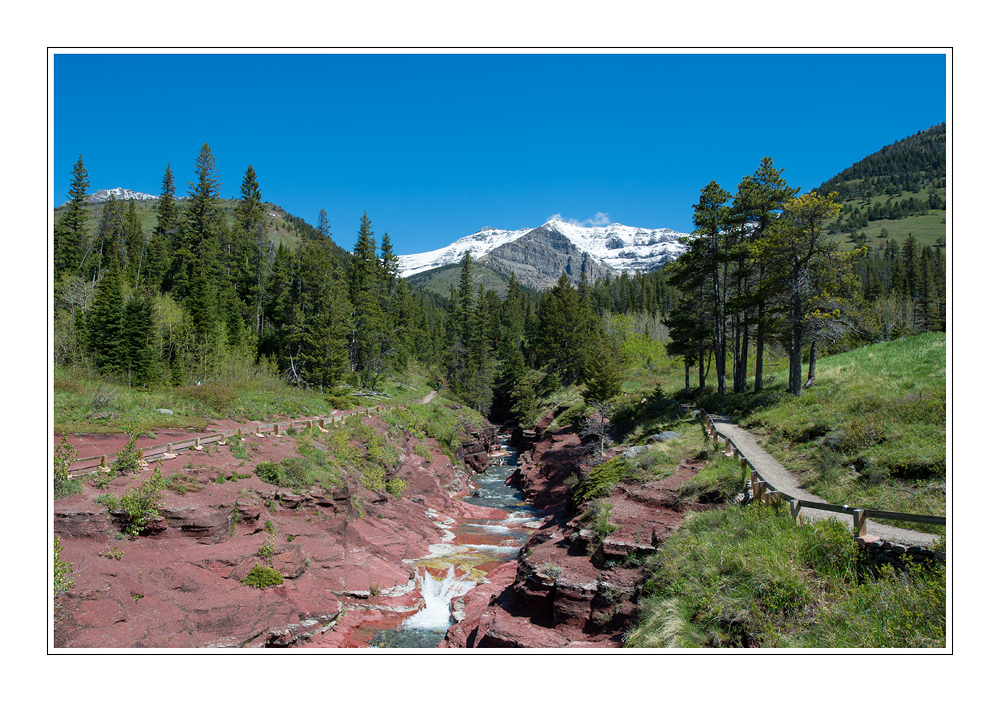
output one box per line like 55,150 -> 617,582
65,403 -> 409,474
692,408 -> 946,538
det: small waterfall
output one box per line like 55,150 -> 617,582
402,565 -> 477,631
368,427 -> 540,646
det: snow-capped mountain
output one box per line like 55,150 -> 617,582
83,188 -> 159,204
397,225 -> 534,277
397,219 -> 686,279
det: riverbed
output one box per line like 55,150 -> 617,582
369,430 -> 541,647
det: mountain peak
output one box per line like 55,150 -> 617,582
75,187 -> 159,205
397,220 -> 687,283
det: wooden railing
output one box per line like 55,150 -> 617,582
693,408 -> 946,538
65,403 -> 408,474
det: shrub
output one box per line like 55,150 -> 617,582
255,458 -> 310,488
54,535 -> 74,598
94,493 -> 120,511
243,564 -> 284,588
54,435 -> 80,498
119,466 -> 165,536
178,383 -> 237,413
114,426 -> 146,474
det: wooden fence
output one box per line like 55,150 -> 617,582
693,408 -> 946,538
65,403 -> 408,475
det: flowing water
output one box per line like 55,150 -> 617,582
369,430 -> 541,648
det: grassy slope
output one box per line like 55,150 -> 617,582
626,504 -> 946,648
53,363 -> 440,437
55,199 -> 302,253
740,333 -> 946,531
829,186 -> 947,252
536,333 -> 946,649
405,260 -> 512,297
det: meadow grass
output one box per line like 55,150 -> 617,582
53,362 -> 439,436
626,504 -> 945,648
741,333 -> 946,531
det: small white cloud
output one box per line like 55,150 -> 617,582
547,213 -> 564,223
551,212 -> 612,227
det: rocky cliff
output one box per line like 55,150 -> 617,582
53,414 -> 505,648
439,414 -> 710,648
479,224 -> 612,289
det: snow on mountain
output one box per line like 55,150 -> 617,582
397,225 -> 533,276
82,188 -> 159,204
541,219 -> 686,272
397,219 -> 686,278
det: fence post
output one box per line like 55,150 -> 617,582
218,432 -> 227,446
853,509 -> 867,538
192,436 -> 203,451
791,500 -> 801,525
273,424 -> 280,436
100,455 -> 108,468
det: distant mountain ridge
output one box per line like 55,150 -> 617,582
76,187 -> 159,205
398,219 -> 685,289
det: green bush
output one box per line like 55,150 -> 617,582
54,435 -> 79,498
54,535 -> 74,598
114,427 -> 145,474
119,466 -> 165,536
94,493 -> 120,511
255,458 -> 310,488
178,383 -> 237,413
243,564 -> 284,588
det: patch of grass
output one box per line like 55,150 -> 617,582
164,472 -> 204,495
626,505 -> 944,648
736,334 -> 946,529
242,564 -> 284,589
679,455 -> 746,504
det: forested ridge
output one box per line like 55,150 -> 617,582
53,131 -> 945,425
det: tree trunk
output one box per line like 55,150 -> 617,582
698,349 -> 705,390
805,341 -> 818,388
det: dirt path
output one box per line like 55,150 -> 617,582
419,389 -> 438,404
709,414 -> 941,548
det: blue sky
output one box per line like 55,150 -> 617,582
53,52 -> 946,255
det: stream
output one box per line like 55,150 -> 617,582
368,429 -> 541,648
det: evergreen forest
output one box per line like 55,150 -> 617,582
53,131 -> 946,427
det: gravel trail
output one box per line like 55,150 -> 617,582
709,414 -> 941,548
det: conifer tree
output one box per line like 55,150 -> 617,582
147,165 -> 177,292
124,199 -> 145,287
121,290 -> 158,386
535,273 -> 587,383
233,164 -> 266,306
87,262 -> 125,374
175,143 -> 225,298
55,156 -> 90,277
349,213 -> 389,389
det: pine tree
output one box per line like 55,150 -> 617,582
121,290 -> 158,386
148,165 -> 177,292
124,199 -> 145,287
348,213 -> 389,389
55,156 -> 90,277
175,144 -> 225,298
535,273 -> 587,383
88,262 -> 125,374
233,165 -> 266,302
763,191 -> 842,396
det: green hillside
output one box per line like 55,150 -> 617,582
405,260 -> 514,297
53,197 -> 350,266
817,123 -> 947,252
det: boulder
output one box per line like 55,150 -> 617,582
647,431 -> 680,443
